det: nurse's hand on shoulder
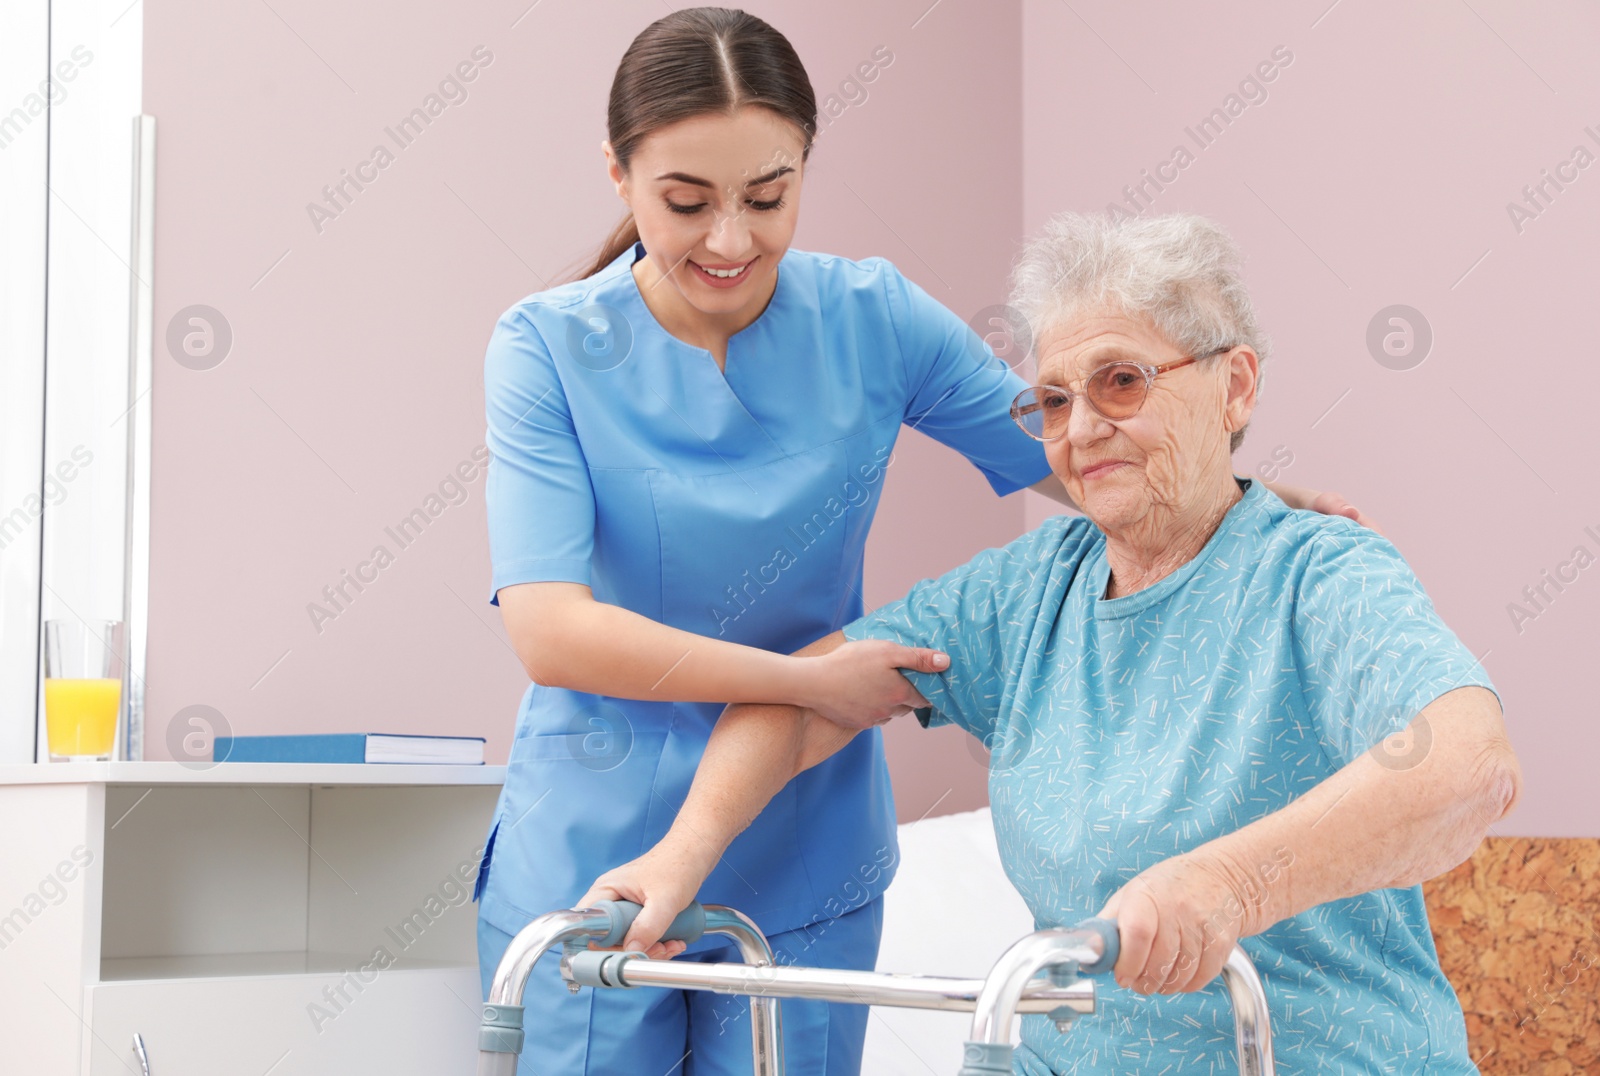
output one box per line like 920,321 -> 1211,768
801,639 -> 944,730
577,844 -> 710,960
1307,489 -> 1382,534
1262,479 -> 1383,535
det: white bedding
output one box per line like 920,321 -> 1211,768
861,806 -> 1035,1074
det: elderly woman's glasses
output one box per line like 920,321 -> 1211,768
1009,346 -> 1235,442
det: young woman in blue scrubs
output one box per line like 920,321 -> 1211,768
472,8 -> 1359,1074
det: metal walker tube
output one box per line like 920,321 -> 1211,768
563,956 -> 1097,1016
959,923 -> 1276,1076
692,905 -> 785,1074
482,905 -> 1276,1076
476,901 -> 784,1076
1215,947 -> 1277,1076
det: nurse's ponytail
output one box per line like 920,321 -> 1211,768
566,7 -> 818,282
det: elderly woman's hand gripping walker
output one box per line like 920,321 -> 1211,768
579,213 -> 1522,1074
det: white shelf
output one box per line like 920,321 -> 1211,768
0,769 -> 502,1073
101,950 -> 474,982
0,760 -> 507,786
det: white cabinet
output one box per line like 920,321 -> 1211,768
0,763 -> 504,1075
84,969 -> 484,1076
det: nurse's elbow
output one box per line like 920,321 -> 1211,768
512,626 -> 576,688
519,653 -> 562,688
498,583 -> 591,688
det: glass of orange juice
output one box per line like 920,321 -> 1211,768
43,619 -> 125,761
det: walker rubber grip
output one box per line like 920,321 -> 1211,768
592,899 -> 706,947
1074,916 -> 1120,975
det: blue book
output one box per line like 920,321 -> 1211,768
212,733 -> 485,765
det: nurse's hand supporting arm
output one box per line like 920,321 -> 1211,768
1096,686 -> 1521,995
498,583 -> 945,727
577,630 -> 894,954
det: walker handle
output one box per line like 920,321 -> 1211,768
956,918 -> 1124,1075
1073,916 -> 1120,975
590,899 -> 707,947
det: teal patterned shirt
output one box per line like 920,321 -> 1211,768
843,478 -> 1491,1075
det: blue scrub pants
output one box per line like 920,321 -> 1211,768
477,897 -> 884,1075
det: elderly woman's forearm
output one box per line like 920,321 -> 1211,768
1200,686 -> 1522,936
654,701 -> 815,875
656,700 -> 862,876
654,629 -> 866,872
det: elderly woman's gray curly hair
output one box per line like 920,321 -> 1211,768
1007,211 -> 1271,453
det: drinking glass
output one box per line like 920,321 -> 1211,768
43,619 -> 125,761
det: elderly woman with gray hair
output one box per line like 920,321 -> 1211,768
582,212 -> 1522,1074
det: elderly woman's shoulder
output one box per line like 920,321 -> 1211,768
991,512 -> 1104,570
1263,496 -> 1412,577
932,512 -> 1101,584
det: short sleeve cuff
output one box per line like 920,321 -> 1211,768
1392,665 -> 1499,738
983,448 -> 1055,499
1404,666 -> 1498,717
489,557 -> 593,605
1337,661 -> 1498,766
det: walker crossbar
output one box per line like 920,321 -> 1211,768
562,949 -> 1098,1014
477,902 -> 1275,1076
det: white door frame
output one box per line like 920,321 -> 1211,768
0,0 -> 146,763
0,0 -> 53,764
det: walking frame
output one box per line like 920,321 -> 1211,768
476,899 -> 1275,1074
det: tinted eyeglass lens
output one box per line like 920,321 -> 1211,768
1087,363 -> 1148,418
1011,387 -> 1073,440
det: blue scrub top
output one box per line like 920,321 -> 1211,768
844,479 -> 1493,1073
474,240 -> 1052,938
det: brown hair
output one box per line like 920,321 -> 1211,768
564,7 -> 818,283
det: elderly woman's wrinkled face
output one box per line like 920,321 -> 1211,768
1036,312 -> 1256,535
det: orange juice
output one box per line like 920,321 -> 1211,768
45,677 -> 120,757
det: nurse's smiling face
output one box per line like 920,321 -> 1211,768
605,106 -> 806,333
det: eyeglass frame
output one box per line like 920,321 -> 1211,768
1009,345 -> 1238,442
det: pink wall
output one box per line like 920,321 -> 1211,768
1020,0 -> 1598,837
142,0 -> 1020,820
144,0 -> 1596,837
